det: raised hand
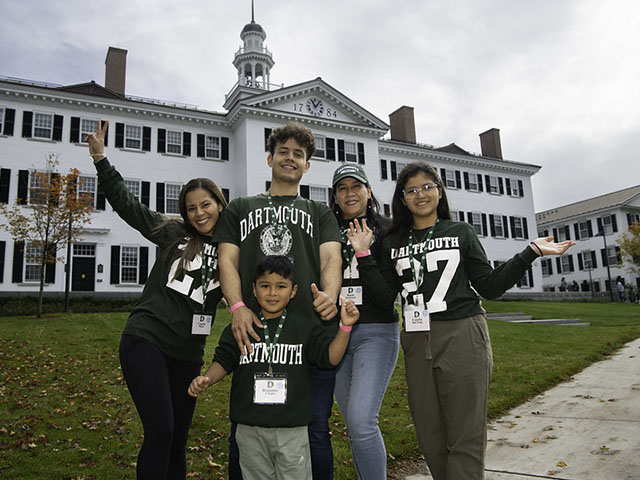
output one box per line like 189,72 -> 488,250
530,236 -> 575,257
339,296 -> 360,327
311,282 -> 338,321
85,120 -> 109,160
347,218 -> 373,253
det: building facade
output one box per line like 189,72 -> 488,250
536,185 -> 640,296
0,15 -> 543,296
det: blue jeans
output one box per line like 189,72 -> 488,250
228,365 -> 336,480
334,322 -> 399,480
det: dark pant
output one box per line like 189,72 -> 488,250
119,334 -> 201,480
228,365 -> 336,480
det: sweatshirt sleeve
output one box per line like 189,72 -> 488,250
356,243 -> 401,309
94,158 -> 167,245
464,227 -> 539,299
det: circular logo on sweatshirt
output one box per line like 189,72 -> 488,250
260,224 -> 293,256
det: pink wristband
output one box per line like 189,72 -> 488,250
229,301 -> 245,313
355,250 -> 371,258
339,322 -> 352,332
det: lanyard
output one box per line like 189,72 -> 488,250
407,218 -> 439,288
259,309 -> 287,375
340,229 -> 355,277
199,245 -> 215,311
266,191 -> 297,248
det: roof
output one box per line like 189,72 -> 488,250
241,21 -> 265,37
536,184 -> 640,224
435,143 -> 471,156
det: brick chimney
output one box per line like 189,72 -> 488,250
389,105 -> 416,144
105,47 -> 127,96
479,128 -> 503,159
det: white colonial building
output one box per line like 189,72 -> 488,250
536,185 -> 640,296
0,13 -> 543,296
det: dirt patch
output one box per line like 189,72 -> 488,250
387,456 -> 429,479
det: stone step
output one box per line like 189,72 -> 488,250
486,313 -> 589,327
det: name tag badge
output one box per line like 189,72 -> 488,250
404,295 -> 430,332
254,373 -> 287,405
191,312 -> 212,335
340,285 -> 363,305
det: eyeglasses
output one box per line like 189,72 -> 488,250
403,184 -> 440,197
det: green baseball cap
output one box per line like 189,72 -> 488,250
332,164 -> 369,187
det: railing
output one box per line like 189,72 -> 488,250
235,46 -> 272,57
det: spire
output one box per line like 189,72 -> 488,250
234,1 -> 274,90
251,0 -> 255,23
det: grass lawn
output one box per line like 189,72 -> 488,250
1,301 -> 638,479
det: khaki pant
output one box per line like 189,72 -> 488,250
401,315 -> 493,480
236,424 -> 312,480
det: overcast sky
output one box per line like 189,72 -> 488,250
1,0 -> 638,212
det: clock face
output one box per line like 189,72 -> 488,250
306,97 -> 324,116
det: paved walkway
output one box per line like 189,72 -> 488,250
404,337 -> 640,480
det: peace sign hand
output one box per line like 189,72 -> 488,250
85,120 -> 109,162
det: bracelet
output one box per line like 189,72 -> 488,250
355,250 -> 371,258
339,321 -> 352,332
530,242 -> 543,257
229,301 -> 245,313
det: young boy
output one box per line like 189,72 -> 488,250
188,255 -> 359,479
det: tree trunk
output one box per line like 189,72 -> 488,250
38,251 -> 45,318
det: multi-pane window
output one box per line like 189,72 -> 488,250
467,174 -> 479,191
560,256 -> 573,273
125,124 -> 143,150
557,226 -> 568,242
580,251 -> 594,269
471,212 -> 483,236
33,112 -> 53,139
0,107 -> 4,133
205,136 -> 220,159
578,221 -> 590,239
605,246 -> 618,267
541,258 -> 552,276
79,119 -> 98,144
78,175 -> 96,207
512,217 -> 525,239
166,130 -> 182,154
444,170 -> 457,189
73,243 -> 96,257
493,215 -> 505,237
29,170 -> 49,205
508,178 -> 520,197
450,210 -> 460,222
344,141 -> 357,162
488,176 -> 500,194
309,186 -> 329,205
120,246 -> 138,284
600,215 -> 614,235
24,242 -> 43,282
125,179 -> 141,201
314,136 -> 326,159
165,183 -> 181,214
519,272 -> 530,287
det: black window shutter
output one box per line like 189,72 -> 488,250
142,126 -> 151,151
574,223 -> 580,240
383,204 -> 391,216
380,159 -> 388,180
141,181 -> 150,207
265,181 -> 271,192
300,185 -> 310,199
564,225 -> 571,240
591,251 -> 597,268
528,268 -> 534,287
139,246 -> 149,284
601,248 -> 607,266
52,115 -> 63,141
596,217 -> 603,234
337,140 -> 345,162
484,175 -> 491,192
12,241 -> 24,283
264,128 -> 272,152
611,214 -> 618,232
498,177 -> 504,194
502,215 -> 509,237
222,188 -> 230,203
489,214 -> 496,237
463,172 -> 470,190
102,120 -> 109,146
17,170 -> 29,205
197,134 -> 205,157
70,117 -> 80,143
466,212 -> 473,225
110,245 -> 120,284
587,220 -> 593,237
578,254 -> 584,271
221,137 -> 229,160
440,168 -> 447,183
518,180 -> 524,197
45,244 -> 56,283
556,257 -> 561,273
391,161 -> 397,181
115,123 -> 124,148
96,190 -> 106,211
50,173 -> 60,206
548,259 -> 553,275
615,246 -> 621,263
0,168 -> 10,204
455,171 -> 461,189
552,228 -> 558,242
478,174 -> 484,192
505,178 -> 512,195
481,214 -> 488,236
183,132 -> 191,156
3,108 -> 15,135
523,217 -> 529,239
326,138 -> 336,161
22,111 -> 33,138
156,183 -> 165,213
0,241 -> 4,283
157,129 -> 166,153
357,142 -> 365,164
568,255 -> 574,272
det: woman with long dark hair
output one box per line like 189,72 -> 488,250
347,161 -> 574,480
86,121 -> 227,479
329,164 -> 399,479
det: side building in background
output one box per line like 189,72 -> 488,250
536,185 -> 640,296
0,14 -> 543,297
